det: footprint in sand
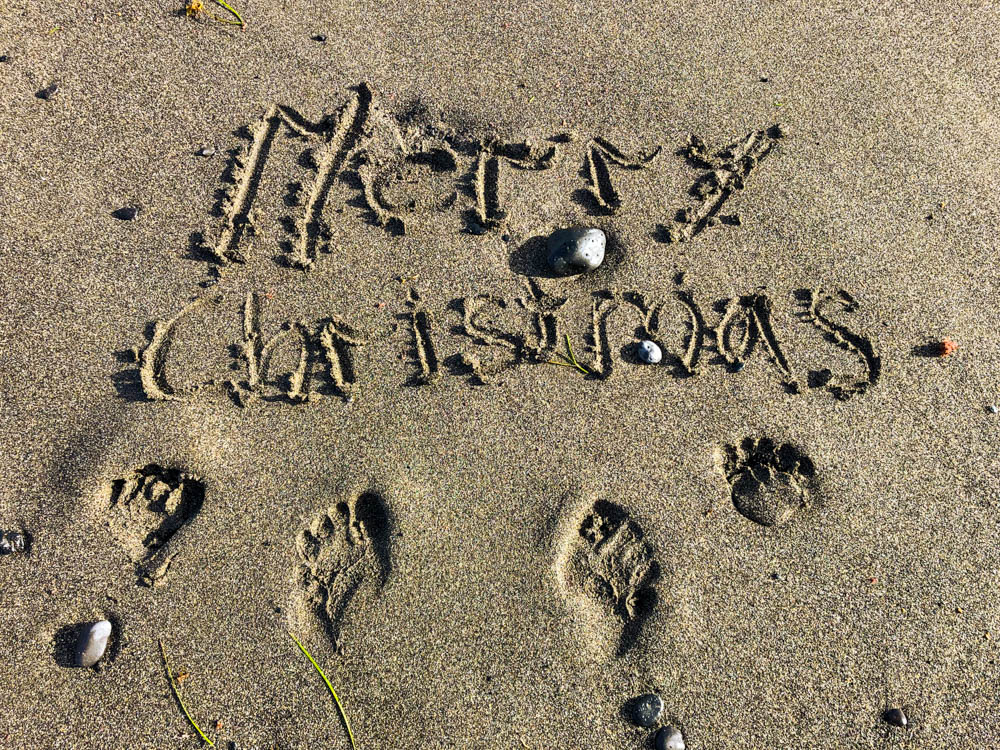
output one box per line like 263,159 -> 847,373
556,498 -> 660,657
291,492 -> 392,650
96,464 -> 205,586
718,437 -> 816,527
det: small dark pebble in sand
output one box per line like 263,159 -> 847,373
884,707 -> 907,728
0,531 -> 27,555
312,34 -> 327,42
631,693 -> 663,727
197,146 -> 215,157
656,726 -> 686,750
0,55 -> 10,63
987,405 -> 997,414
733,362 -> 746,372
467,222 -> 487,236
36,83 -> 59,100
112,206 -> 139,221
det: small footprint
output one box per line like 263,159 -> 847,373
719,437 -> 816,526
97,464 -> 205,586
291,492 -> 392,650
556,498 -> 660,657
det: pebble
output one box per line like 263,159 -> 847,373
638,340 -> 662,364
656,726 -> 686,750
196,146 -> 215,157
0,54 -> 9,63
884,707 -> 907,728
312,34 -> 327,42
0,530 -> 26,555
36,83 -> 59,100
547,227 -> 605,275
112,206 -> 139,221
76,620 -> 112,668
631,693 -> 663,728
988,405 -> 997,414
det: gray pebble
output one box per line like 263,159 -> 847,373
656,726 -> 686,750
631,693 -> 663,727
0,55 -> 9,63
76,620 -> 112,668
988,405 -> 998,414
7,532 -> 25,553
638,340 -> 662,364
884,707 -> 907,728
0,538 -> 10,555
312,34 -> 327,42
112,206 -> 138,221
197,146 -> 215,157
547,227 -> 605,275
36,83 -> 58,100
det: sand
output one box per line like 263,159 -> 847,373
1,1 -> 999,747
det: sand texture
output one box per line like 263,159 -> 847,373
1,1 -> 1000,747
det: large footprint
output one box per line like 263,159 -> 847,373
291,492 -> 392,651
556,498 -> 660,658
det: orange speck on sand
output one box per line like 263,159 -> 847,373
939,339 -> 958,356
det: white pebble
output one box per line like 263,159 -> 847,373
638,340 -> 662,364
76,620 -> 112,668
547,227 -> 606,275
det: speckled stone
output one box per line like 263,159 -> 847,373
884,707 -> 907,728
546,227 -> 605,275
638,340 -> 662,364
656,726 -> 685,750
76,620 -> 112,668
631,693 -> 663,728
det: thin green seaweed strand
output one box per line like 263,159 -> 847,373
288,631 -> 357,749
159,640 -> 215,747
211,0 -> 244,26
545,334 -> 590,375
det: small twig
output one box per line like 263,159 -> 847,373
159,640 -> 215,747
288,631 -> 357,749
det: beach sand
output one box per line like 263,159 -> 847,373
1,1 -> 999,747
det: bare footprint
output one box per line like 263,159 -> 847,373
556,498 -> 660,658
290,492 -> 392,650
718,437 -> 816,526
96,464 -> 205,586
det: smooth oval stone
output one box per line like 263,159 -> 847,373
631,693 -> 663,727
547,227 -> 605,275
656,726 -> 686,750
76,620 -> 112,668
638,340 -> 662,364
884,707 -> 907,728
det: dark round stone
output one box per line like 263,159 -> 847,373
656,726 -> 685,750
884,707 -> 907,728
312,34 -> 327,42
112,206 -> 138,221
631,693 -> 663,727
